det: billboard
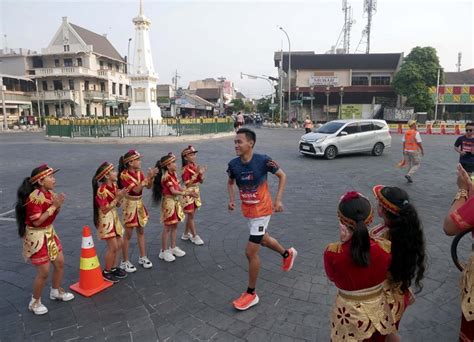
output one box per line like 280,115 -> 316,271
309,76 -> 339,86
341,104 -> 362,119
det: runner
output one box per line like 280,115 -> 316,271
402,120 -> 424,183
454,122 -> 474,174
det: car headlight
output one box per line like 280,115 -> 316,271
315,137 -> 326,143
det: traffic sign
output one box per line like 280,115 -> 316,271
302,96 -> 315,100
290,100 -> 303,105
269,104 -> 278,109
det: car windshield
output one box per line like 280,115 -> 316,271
317,122 -> 345,134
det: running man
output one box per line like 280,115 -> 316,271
227,128 -> 297,311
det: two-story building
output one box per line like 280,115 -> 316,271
29,17 -> 129,117
274,51 -> 404,122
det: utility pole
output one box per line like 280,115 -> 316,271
217,76 -> 226,116
172,70 -> 180,92
35,79 -> 42,127
1,76 -> 6,130
434,68 -> 440,122
456,52 -> 462,72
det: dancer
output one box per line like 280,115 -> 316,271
372,185 -> 426,341
227,128 -> 297,311
93,162 -> 128,283
443,164 -> 474,341
324,191 -> 396,341
15,164 -> 74,315
181,145 -> 206,245
118,150 -> 158,272
152,153 -> 197,262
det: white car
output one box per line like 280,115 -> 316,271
299,119 -> 391,160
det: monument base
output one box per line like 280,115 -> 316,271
127,104 -> 162,122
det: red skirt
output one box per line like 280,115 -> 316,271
30,236 -> 62,265
183,202 -> 198,214
460,314 -> 474,342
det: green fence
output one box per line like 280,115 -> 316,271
45,117 -> 234,138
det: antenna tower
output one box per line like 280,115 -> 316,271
363,0 -> 377,53
342,0 -> 355,54
456,52 -> 462,72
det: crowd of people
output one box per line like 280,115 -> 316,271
13,121 -> 474,340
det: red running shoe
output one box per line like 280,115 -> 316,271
232,292 -> 259,311
282,247 -> 297,272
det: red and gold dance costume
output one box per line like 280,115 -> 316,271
23,188 -> 62,265
450,195 -> 474,341
120,169 -> 149,229
161,170 -> 184,225
371,185 -> 414,327
95,182 -> 124,239
181,162 -> 203,214
324,197 -> 396,341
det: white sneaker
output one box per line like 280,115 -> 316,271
159,249 -> 176,262
181,233 -> 191,241
171,246 -> 186,257
190,235 -> 204,246
50,288 -> 75,302
138,256 -> 153,269
120,260 -> 137,273
28,297 -> 48,315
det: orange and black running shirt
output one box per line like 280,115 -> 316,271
227,154 -> 279,218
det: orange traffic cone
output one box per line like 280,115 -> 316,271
397,123 -> 403,134
440,122 -> 446,135
455,124 -> 461,135
426,123 -> 432,135
70,226 -> 113,297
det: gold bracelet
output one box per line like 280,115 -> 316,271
46,206 -> 57,216
454,189 -> 469,202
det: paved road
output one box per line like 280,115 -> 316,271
0,129 -> 464,341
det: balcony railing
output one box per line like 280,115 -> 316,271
34,66 -> 95,77
84,90 -> 108,100
31,90 -> 77,102
4,91 -> 32,102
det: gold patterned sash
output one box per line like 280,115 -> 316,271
461,254 -> 474,321
23,225 -> 59,261
161,195 -> 184,224
122,195 -> 148,228
331,283 -> 397,341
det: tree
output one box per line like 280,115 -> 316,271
243,101 -> 255,113
392,46 -> 443,113
256,97 -> 270,114
229,99 -> 245,112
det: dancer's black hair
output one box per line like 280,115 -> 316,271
118,150 -> 137,189
92,162 -> 112,228
152,154 -> 175,204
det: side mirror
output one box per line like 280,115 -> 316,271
339,131 -> 348,136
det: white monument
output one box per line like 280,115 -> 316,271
127,0 -> 162,122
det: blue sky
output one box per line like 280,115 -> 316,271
1,0 -> 472,98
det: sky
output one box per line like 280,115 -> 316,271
1,0 -> 473,98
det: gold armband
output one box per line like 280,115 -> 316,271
454,189 -> 469,202
46,206 -> 57,216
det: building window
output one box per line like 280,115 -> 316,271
54,59 -> 60,67
53,80 -> 63,90
42,81 -> 48,91
100,82 -> 105,92
351,76 -> 369,86
84,80 -> 89,91
119,84 -> 123,96
32,56 -> 43,68
115,64 -> 119,72
108,63 -> 112,70
64,58 -> 73,67
371,76 -> 391,86
126,85 -> 130,96
112,82 -> 116,95
99,61 -> 104,69
64,45 -> 70,52
77,58 -> 82,67
69,79 -> 74,90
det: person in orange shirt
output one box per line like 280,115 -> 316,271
402,120 -> 424,183
303,115 -> 313,134
227,128 -> 297,311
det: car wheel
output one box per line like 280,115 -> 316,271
372,142 -> 384,156
324,145 -> 338,160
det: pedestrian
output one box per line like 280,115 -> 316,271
454,122 -> 474,174
443,164 -> 474,341
324,191 -> 396,340
303,115 -> 313,134
372,185 -> 426,340
227,128 -> 297,311
118,150 -> 158,272
236,111 -> 244,126
402,120 -> 424,183
152,153 -> 197,262
180,145 -> 206,245
92,162 -> 128,283
15,164 -> 75,315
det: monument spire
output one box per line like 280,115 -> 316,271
127,0 -> 162,122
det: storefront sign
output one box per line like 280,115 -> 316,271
309,76 -> 339,86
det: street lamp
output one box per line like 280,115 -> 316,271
339,86 -> 344,119
310,86 -> 314,120
295,86 -> 299,123
325,86 -> 330,122
241,72 -> 276,122
127,38 -> 132,75
279,26 -> 291,124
